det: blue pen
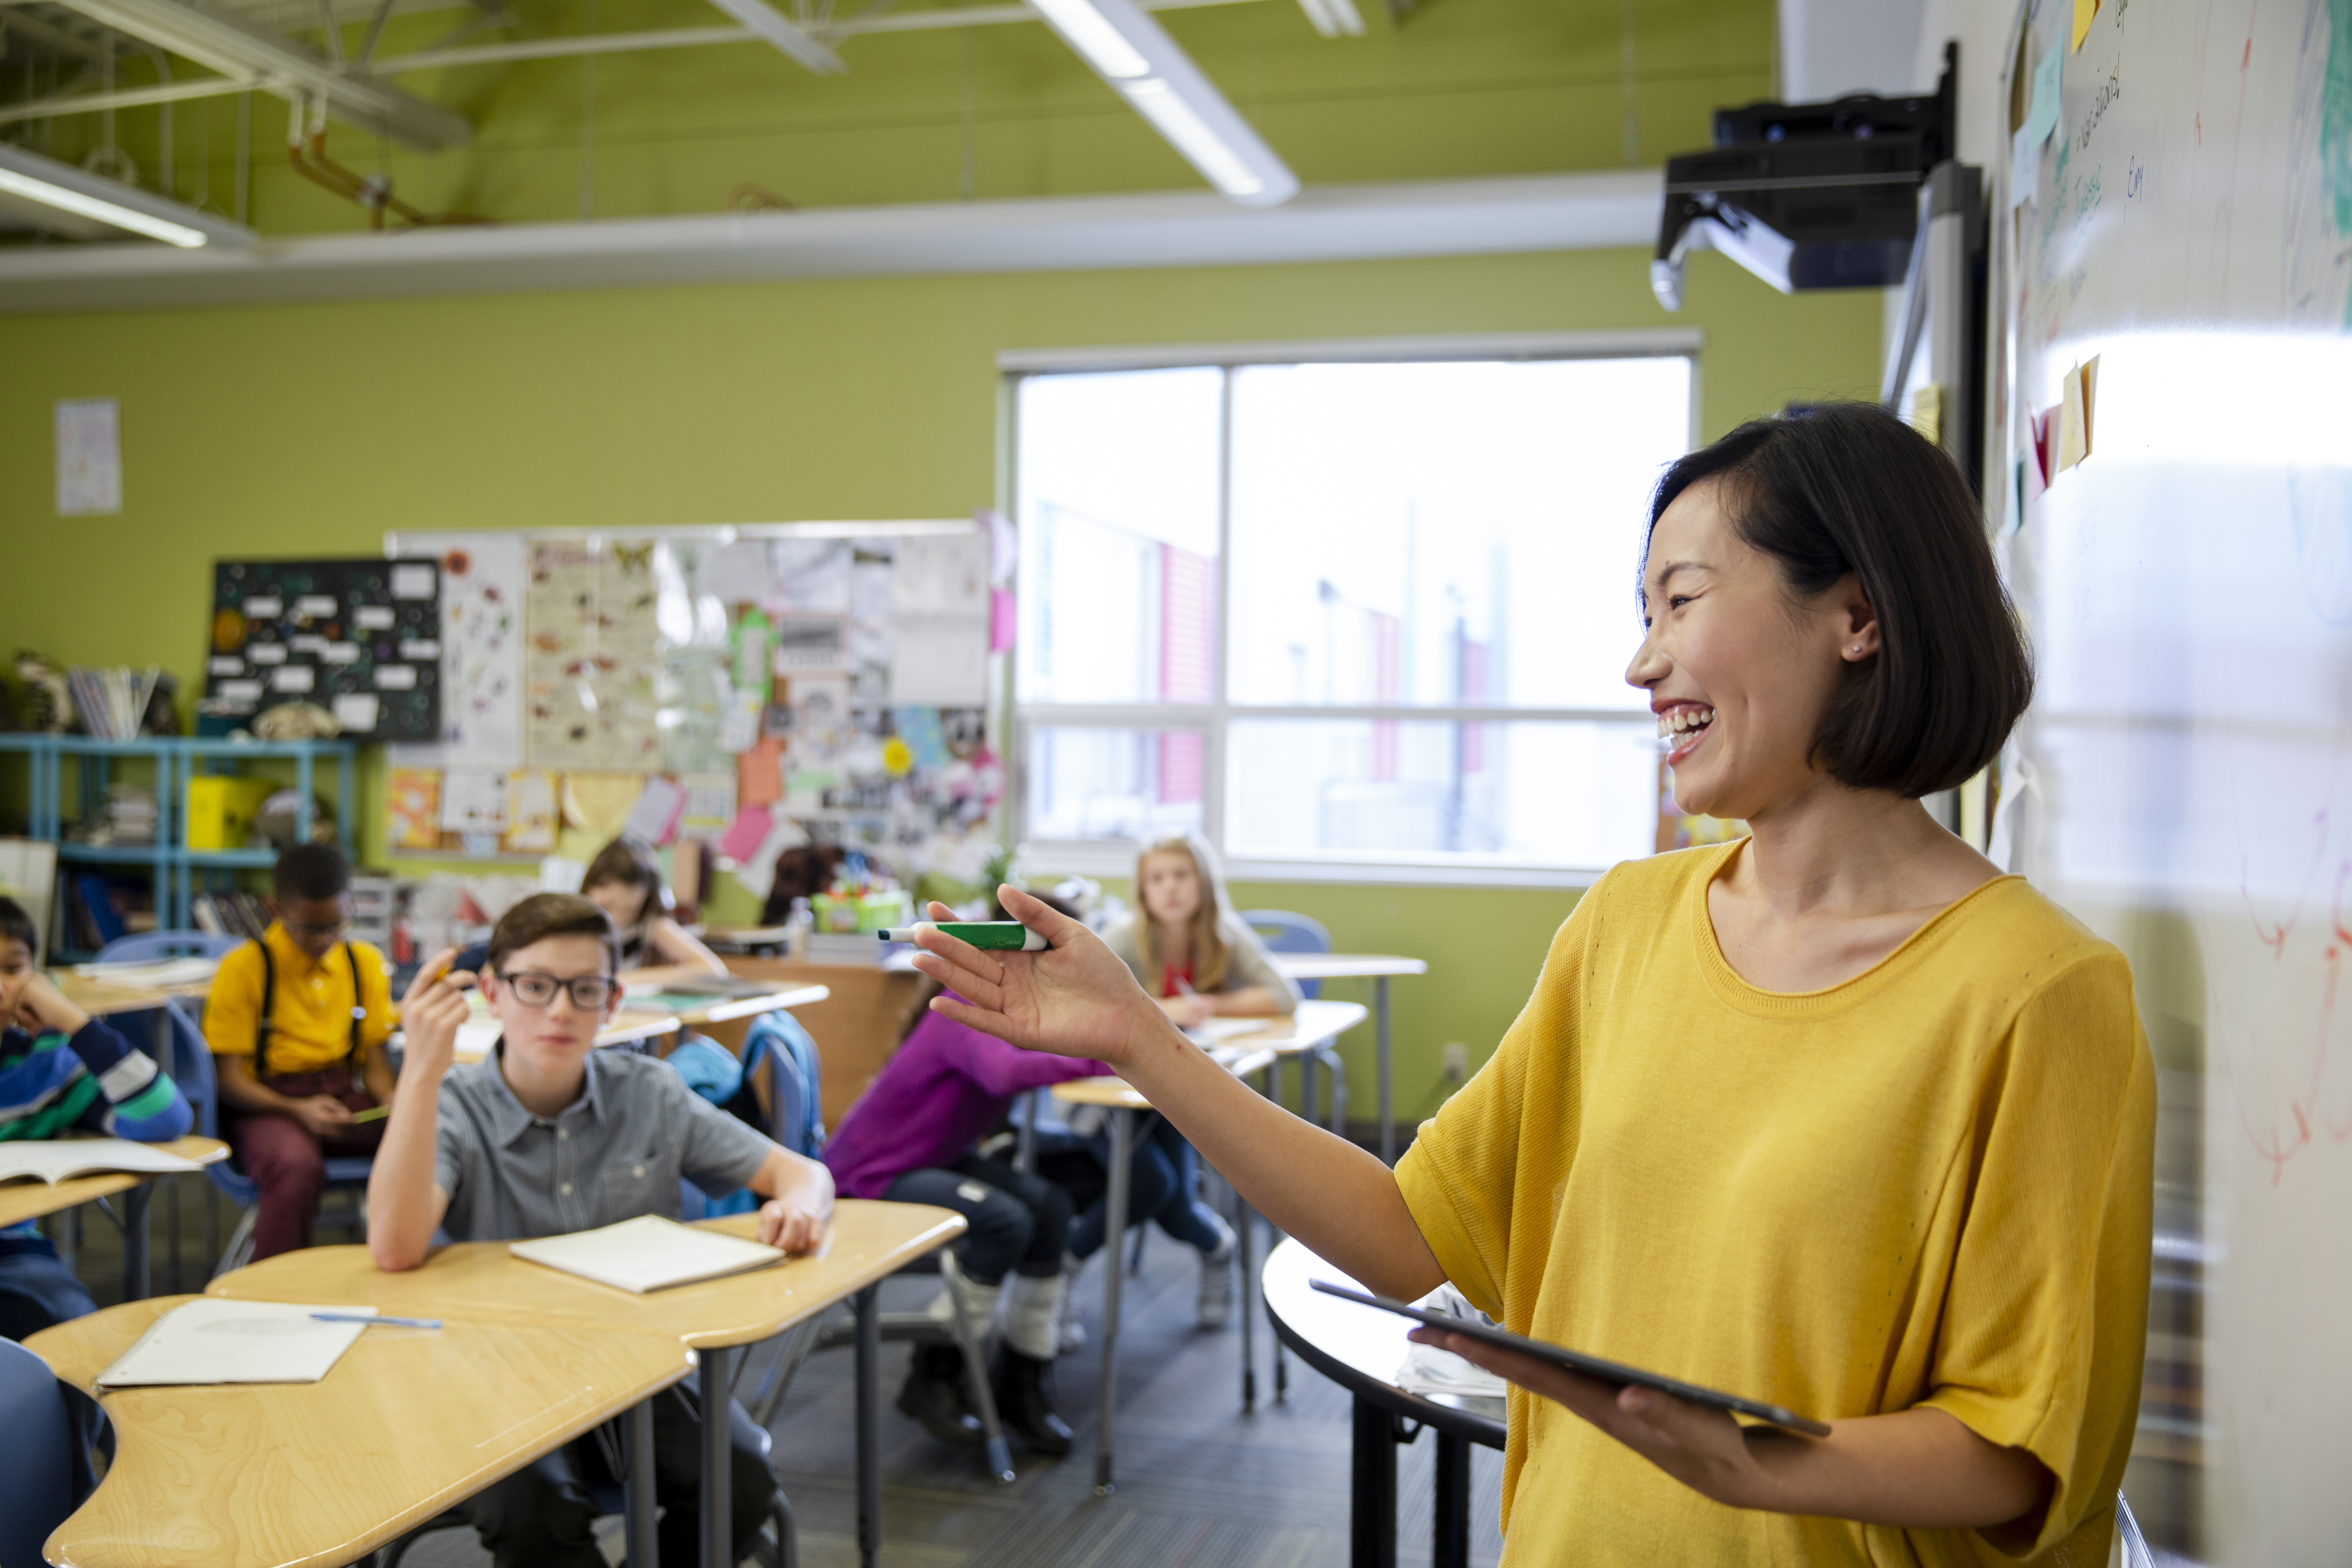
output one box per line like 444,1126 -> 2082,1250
312,1311 -> 443,1329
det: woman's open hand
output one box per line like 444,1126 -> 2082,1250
910,888 -> 1171,1068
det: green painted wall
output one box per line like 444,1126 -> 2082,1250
0,243 -> 1881,1103
17,0 -> 1773,231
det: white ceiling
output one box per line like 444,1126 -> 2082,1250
1777,0 -> 1931,100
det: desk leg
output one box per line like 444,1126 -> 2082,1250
122,1184 -> 151,1302
1376,975 -> 1394,1166
855,1284 -> 881,1568
1432,1429 -> 1470,1568
1257,1064 -> 1287,1405
698,1346 -> 736,1568
624,1397 -> 659,1568
1094,1106 -> 1132,1495
1237,1177 -> 1255,1412
1350,1397 -> 1398,1568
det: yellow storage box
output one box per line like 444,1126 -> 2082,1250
185,776 -> 278,850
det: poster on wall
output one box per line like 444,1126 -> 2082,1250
525,540 -> 662,771
200,558 -> 441,739
395,533 -> 526,770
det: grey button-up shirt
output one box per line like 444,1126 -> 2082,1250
433,1045 -> 775,1242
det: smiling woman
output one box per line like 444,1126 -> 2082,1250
906,401 -> 2157,1568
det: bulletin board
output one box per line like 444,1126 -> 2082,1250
380,526 -> 1008,892
198,558 -> 442,740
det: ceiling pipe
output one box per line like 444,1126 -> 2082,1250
699,0 -> 844,73
44,0 -> 469,149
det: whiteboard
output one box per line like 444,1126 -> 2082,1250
1999,0 -> 2352,1559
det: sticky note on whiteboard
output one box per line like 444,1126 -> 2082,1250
2071,0 -> 2098,49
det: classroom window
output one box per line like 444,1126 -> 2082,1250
1013,349 -> 1694,881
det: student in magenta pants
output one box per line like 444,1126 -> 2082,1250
824,985 -> 1108,1457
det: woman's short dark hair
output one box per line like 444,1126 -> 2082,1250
487,892 -> 621,975
1645,401 -> 2032,799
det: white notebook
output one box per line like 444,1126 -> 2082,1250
0,1138 -> 205,1187
97,1300 -> 377,1388
509,1214 -> 785,1294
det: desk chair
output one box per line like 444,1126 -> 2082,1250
721,1018 -> 1017,1484
0,1337 -> 79,1568
1239,909 -> 1347,1131
373,1408 -> 801,1568
161,1009 -> 373,1276
94,930 -> 243,964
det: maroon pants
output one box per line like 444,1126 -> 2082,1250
226,1064 -> 385,1260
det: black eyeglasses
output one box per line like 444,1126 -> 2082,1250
285,918 -> 351,940
497,971 -> 619,1010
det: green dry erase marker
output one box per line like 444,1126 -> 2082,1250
878,921 -> 1049,952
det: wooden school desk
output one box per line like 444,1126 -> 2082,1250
1261,1237 -> 1503,1568
209,1200 -> 965,1568
26,1294 -> 697,1568
1051,998 -> 1368,1493
52,974 -> 180,1018
1267,954 -> 1428,1164
0,1135 -> 227,1303
616,965 -> 832,1030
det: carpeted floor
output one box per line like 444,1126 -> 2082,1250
61,1175 -> 1506,1568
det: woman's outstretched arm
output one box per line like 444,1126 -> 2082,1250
912,888 -> 1446,1302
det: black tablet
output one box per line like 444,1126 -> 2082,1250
1310,1280 -> 1832,1437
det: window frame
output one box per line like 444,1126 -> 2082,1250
1004,330 -> 1704,889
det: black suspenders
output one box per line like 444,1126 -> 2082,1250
252,940 -> 366,1082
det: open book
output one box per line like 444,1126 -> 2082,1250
97,1300 -> 376,1388
0,1138 -> 206,1187
509,1214 -> 786,1294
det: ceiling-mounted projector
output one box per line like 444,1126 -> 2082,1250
1652,44 -> 1956,310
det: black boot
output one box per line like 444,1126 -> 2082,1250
992,1346 -> 1075,1457
896,1344 -> 983,1446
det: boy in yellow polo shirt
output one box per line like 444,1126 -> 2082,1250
204,844 -> 398,1259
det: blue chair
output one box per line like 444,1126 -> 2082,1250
1238,909 -> 1345,1130
160,1006 -> 373,1276
0,1337 -> 80,1568
95,931 -> 243,963
1239,909 -> 1330,1000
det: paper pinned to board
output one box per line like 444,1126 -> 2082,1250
504,770 -> 559,854
2071,0 -> 2098,50
441,769 -> 509,834
2054,357 -> 2099,473
2026,47 -> 2062,144
718,805 -> 774,864
623,775 -> 687,846
97,1299 -> 377,1388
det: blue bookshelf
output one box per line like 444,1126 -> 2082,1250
0,736 -> 357,956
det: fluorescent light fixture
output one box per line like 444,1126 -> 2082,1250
1121,79 -> 1262,198
1029,0 -> 1151,77
1295,0 -> 1366,38
1027,0 -> 1300,206
0,143 -> 254,248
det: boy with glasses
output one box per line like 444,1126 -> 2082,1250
203,843 -> 398,1259
373,892 -> 832,1566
